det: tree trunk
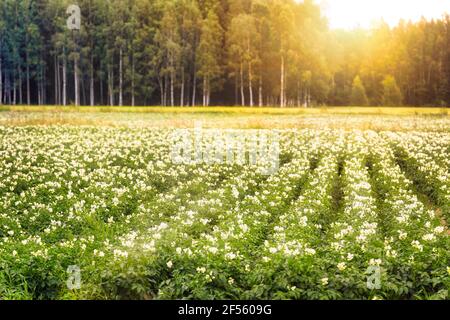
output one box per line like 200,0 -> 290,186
26,30 -> 30,105
280,55 -> 285,107
13,68 -> 16,105
308,87 -> 311,107
186,74 -> 191,107
240,62 -> 245,106
74,56 -> 79,106
164,76 -> 167,106
191,45 -> 197,107
5,73 -> 9,104
247,39 -> 253,107
41,61 -> 46,104
192,70 -> 197,107
90,54 -> 94,106
57,57 -> 61,105
6,73 -> 11,104
26,53 -> 30,105
170,68 -> 174,107
119,48 -> 123,106
18,65 -> 23,105
54,55 -> 58,105
203,78 -> 206,107
180,68 -> 185,107
108,65 -> 114,106
73,31 -> 79,106
207,76 -> 210,106
234,71 -> 238,106
81,76 -> 86,105
63,52 -> 67,106
259,76 -> 263,107
131,56 -> 135,106
0,51 -> 2,105
37,80 -> 41,105
158,77 -> 164,106
248,61 -> 253,107
100,75 -> 104,106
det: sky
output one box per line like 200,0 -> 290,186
315,0 -> 450,29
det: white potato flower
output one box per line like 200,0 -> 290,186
337,262 -> 346,271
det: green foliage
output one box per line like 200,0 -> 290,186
351,76 -> 369,106
196,9 -> 224,105
382,75 -> 403,106
1,0 -> 449,107
0,124 -> 448,300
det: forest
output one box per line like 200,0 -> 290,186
0,0 -> 449,107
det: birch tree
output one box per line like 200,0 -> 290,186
197,10 -> 223,106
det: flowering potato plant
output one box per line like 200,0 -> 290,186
0,124 -> 448,300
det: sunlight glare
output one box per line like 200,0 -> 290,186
317,0 -> 450,29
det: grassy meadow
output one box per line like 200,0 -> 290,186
0,106 -> 449,131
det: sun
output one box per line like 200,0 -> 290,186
318,0 -> 450,29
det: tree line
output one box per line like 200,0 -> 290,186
1,0 -> 449,107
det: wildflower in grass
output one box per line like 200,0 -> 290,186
321,278 -> 329,286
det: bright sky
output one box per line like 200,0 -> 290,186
317,0 -> 450,29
